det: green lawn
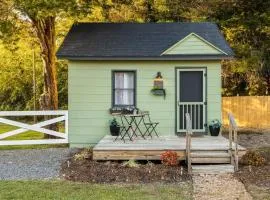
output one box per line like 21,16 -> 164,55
0,123 -> 67,150
0,181 -> 192,200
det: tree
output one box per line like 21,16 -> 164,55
0,0 -> 91,110
208,0 -> 270,96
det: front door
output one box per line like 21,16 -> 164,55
176,68 -> 206,133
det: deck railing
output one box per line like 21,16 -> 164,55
179,102 -> 205,132
228,113 -> 238,171
0,110 -> 68,145
185,113 -> 193,174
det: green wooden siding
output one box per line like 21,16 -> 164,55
68,60 -> 221,147
163,34 -> 223,55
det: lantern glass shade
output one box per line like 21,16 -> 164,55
154,78 -> 163,89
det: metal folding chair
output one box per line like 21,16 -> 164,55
142,111 -> 159,137
114,114 -> 133,142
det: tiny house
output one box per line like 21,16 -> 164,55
57,23 -> 234,148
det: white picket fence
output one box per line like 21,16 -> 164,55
0,110 -> 68,145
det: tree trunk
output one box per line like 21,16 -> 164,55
33,17 -> 58,110
32,17 -> 58,138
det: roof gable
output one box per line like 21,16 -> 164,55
162,33 -> 228,55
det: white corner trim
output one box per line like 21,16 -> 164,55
161,32 -> 228,56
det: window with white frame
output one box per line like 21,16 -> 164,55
112,71 -> 136,107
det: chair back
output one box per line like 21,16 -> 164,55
141,111 -> 152,123
116,114 -> 125,127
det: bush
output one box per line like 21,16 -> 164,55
122,160 -> 140,168
74,149 -> 92,161
240,150 -> 266,166
160,151 -> 178,166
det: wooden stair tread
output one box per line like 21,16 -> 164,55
191,152 -> 230,158
192,164 -> 234,174
191,157 -> 230,164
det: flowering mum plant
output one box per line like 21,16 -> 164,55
160,150 -> 178,166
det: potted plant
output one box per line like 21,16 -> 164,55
109,118 -> 120,136
209,119 -> 221,136
151,87 -> 166,99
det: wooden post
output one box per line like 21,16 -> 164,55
234,129 -> 238,171
185,113 -> 192,174
229,123 -> 233,165
228,113 -> 238,171
187,134 -> 191,174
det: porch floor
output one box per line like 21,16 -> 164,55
93,135 -> 246,160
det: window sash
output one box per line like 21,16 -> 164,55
113,71 -> 135,107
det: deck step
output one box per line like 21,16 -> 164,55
190,151 -> 231,164
191,152 -> 230,158
192,164 -> 234,174
191,157 -> 231,164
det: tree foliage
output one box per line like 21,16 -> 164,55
0,0 -> 269,111
209,0 -> 270,95
0,0 -> 91,111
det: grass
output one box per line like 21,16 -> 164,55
0,123 -> 68,150
0,181 -> 193,200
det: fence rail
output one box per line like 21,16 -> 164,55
0,110 -> 68,146
222,96 -> 270,128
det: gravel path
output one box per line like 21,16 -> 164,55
0,148 -> 76,180
193,174 -> 253,200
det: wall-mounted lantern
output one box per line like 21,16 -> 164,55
151,72 -> 166,99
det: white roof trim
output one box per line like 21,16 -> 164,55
161,32 -> 228,56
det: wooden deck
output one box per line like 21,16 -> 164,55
93,135 -> 246,160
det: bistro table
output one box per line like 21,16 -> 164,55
122,113 -> 146,139
111,112 -> 146,141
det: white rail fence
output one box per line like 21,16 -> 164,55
0,110 -> 68,145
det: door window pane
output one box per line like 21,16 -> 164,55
180,71 -> 203,102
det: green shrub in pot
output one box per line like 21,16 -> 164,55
109,118 -> 120,136
209,119 -> 221,136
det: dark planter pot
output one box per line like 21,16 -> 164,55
110,125 -> 120,136
209,126 -> 220,136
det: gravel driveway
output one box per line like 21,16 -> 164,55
0,148 -> 75,180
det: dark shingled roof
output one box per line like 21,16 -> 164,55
57,22 -> 234,60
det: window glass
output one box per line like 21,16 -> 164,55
113,71 -> 135,106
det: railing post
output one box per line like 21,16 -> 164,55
234,129 -> 238,171
229,123 -> 233,165
228,113 -> 238,171
185,113 -> 192,174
